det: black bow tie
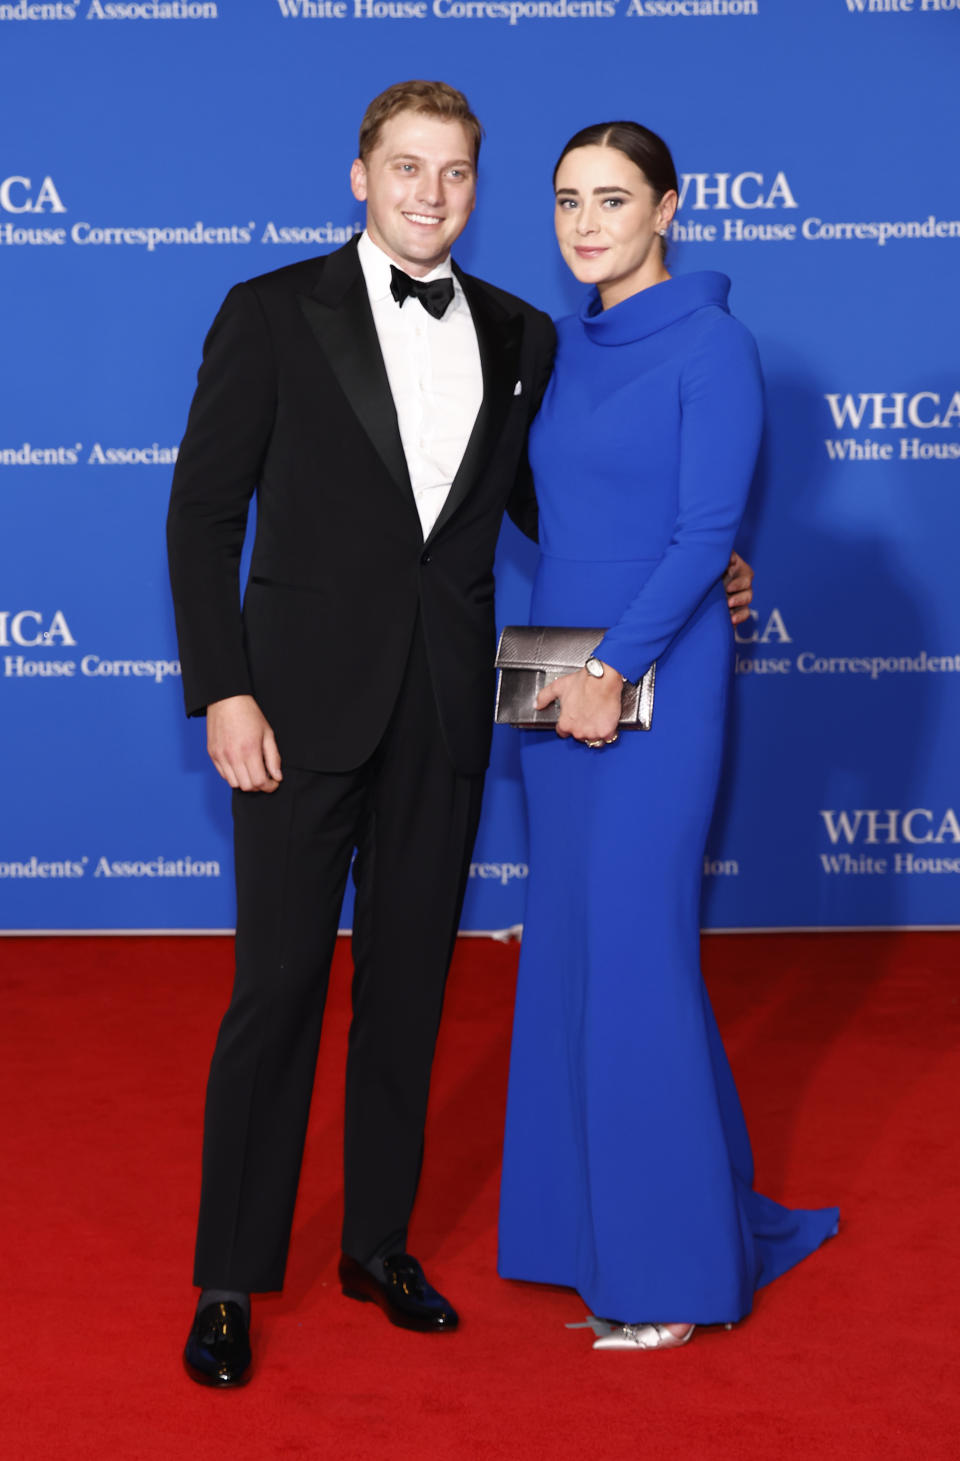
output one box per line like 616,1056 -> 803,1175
389,266 -> 455,320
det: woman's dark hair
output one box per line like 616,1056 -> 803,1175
553,121 -> 678,196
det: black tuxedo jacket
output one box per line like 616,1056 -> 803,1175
167,237 -> 556,775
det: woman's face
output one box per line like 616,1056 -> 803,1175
554,144 -> 676,307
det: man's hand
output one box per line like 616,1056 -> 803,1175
724,550 -> 755,627
535,665 -> 622,744
206,695 -> 283,793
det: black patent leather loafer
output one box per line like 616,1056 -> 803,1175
183,1300 -> 252,1387
339,1252 -> 459,1332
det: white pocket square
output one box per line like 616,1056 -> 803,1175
513,380 -> 522,396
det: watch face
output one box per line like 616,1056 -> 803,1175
585,657 -> 603,678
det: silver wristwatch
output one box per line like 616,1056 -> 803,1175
584,656 -> 605,679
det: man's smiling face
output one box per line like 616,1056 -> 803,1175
350,110 -> 477,277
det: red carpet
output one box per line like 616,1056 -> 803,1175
1,931 -> 958,1459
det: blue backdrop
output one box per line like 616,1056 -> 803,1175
2,1 -> 958,933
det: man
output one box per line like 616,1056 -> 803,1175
167,80 -> 754,1388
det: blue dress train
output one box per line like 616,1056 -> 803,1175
497,273 -> 838,1325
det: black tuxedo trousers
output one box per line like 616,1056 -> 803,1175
194,621 -> 484,1289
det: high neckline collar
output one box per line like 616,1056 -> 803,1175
579,271 -> 731,345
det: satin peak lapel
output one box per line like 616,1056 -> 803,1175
298,263 -> 413,504
425,273 -> 524,546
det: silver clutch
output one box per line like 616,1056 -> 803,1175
494,626 -> 655,731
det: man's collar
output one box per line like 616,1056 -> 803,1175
357,230 -> 457,305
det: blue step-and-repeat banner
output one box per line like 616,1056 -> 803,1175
2,2 -> 958,933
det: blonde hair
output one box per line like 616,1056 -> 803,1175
358,80 -> 483,165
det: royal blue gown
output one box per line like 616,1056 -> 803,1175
498,273 -> 838,1325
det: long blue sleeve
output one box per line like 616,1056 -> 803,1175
595,316 -> 763,683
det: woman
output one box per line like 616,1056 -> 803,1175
497,123 -> 838,1350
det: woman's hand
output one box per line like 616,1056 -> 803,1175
724,550 -> 755,626
535,664 -> 623,744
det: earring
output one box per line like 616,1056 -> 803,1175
658,228 -> 667,237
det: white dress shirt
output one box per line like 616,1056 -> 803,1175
357,230 -> 483,541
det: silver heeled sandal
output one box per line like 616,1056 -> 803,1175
593,1322 -> 695,1351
